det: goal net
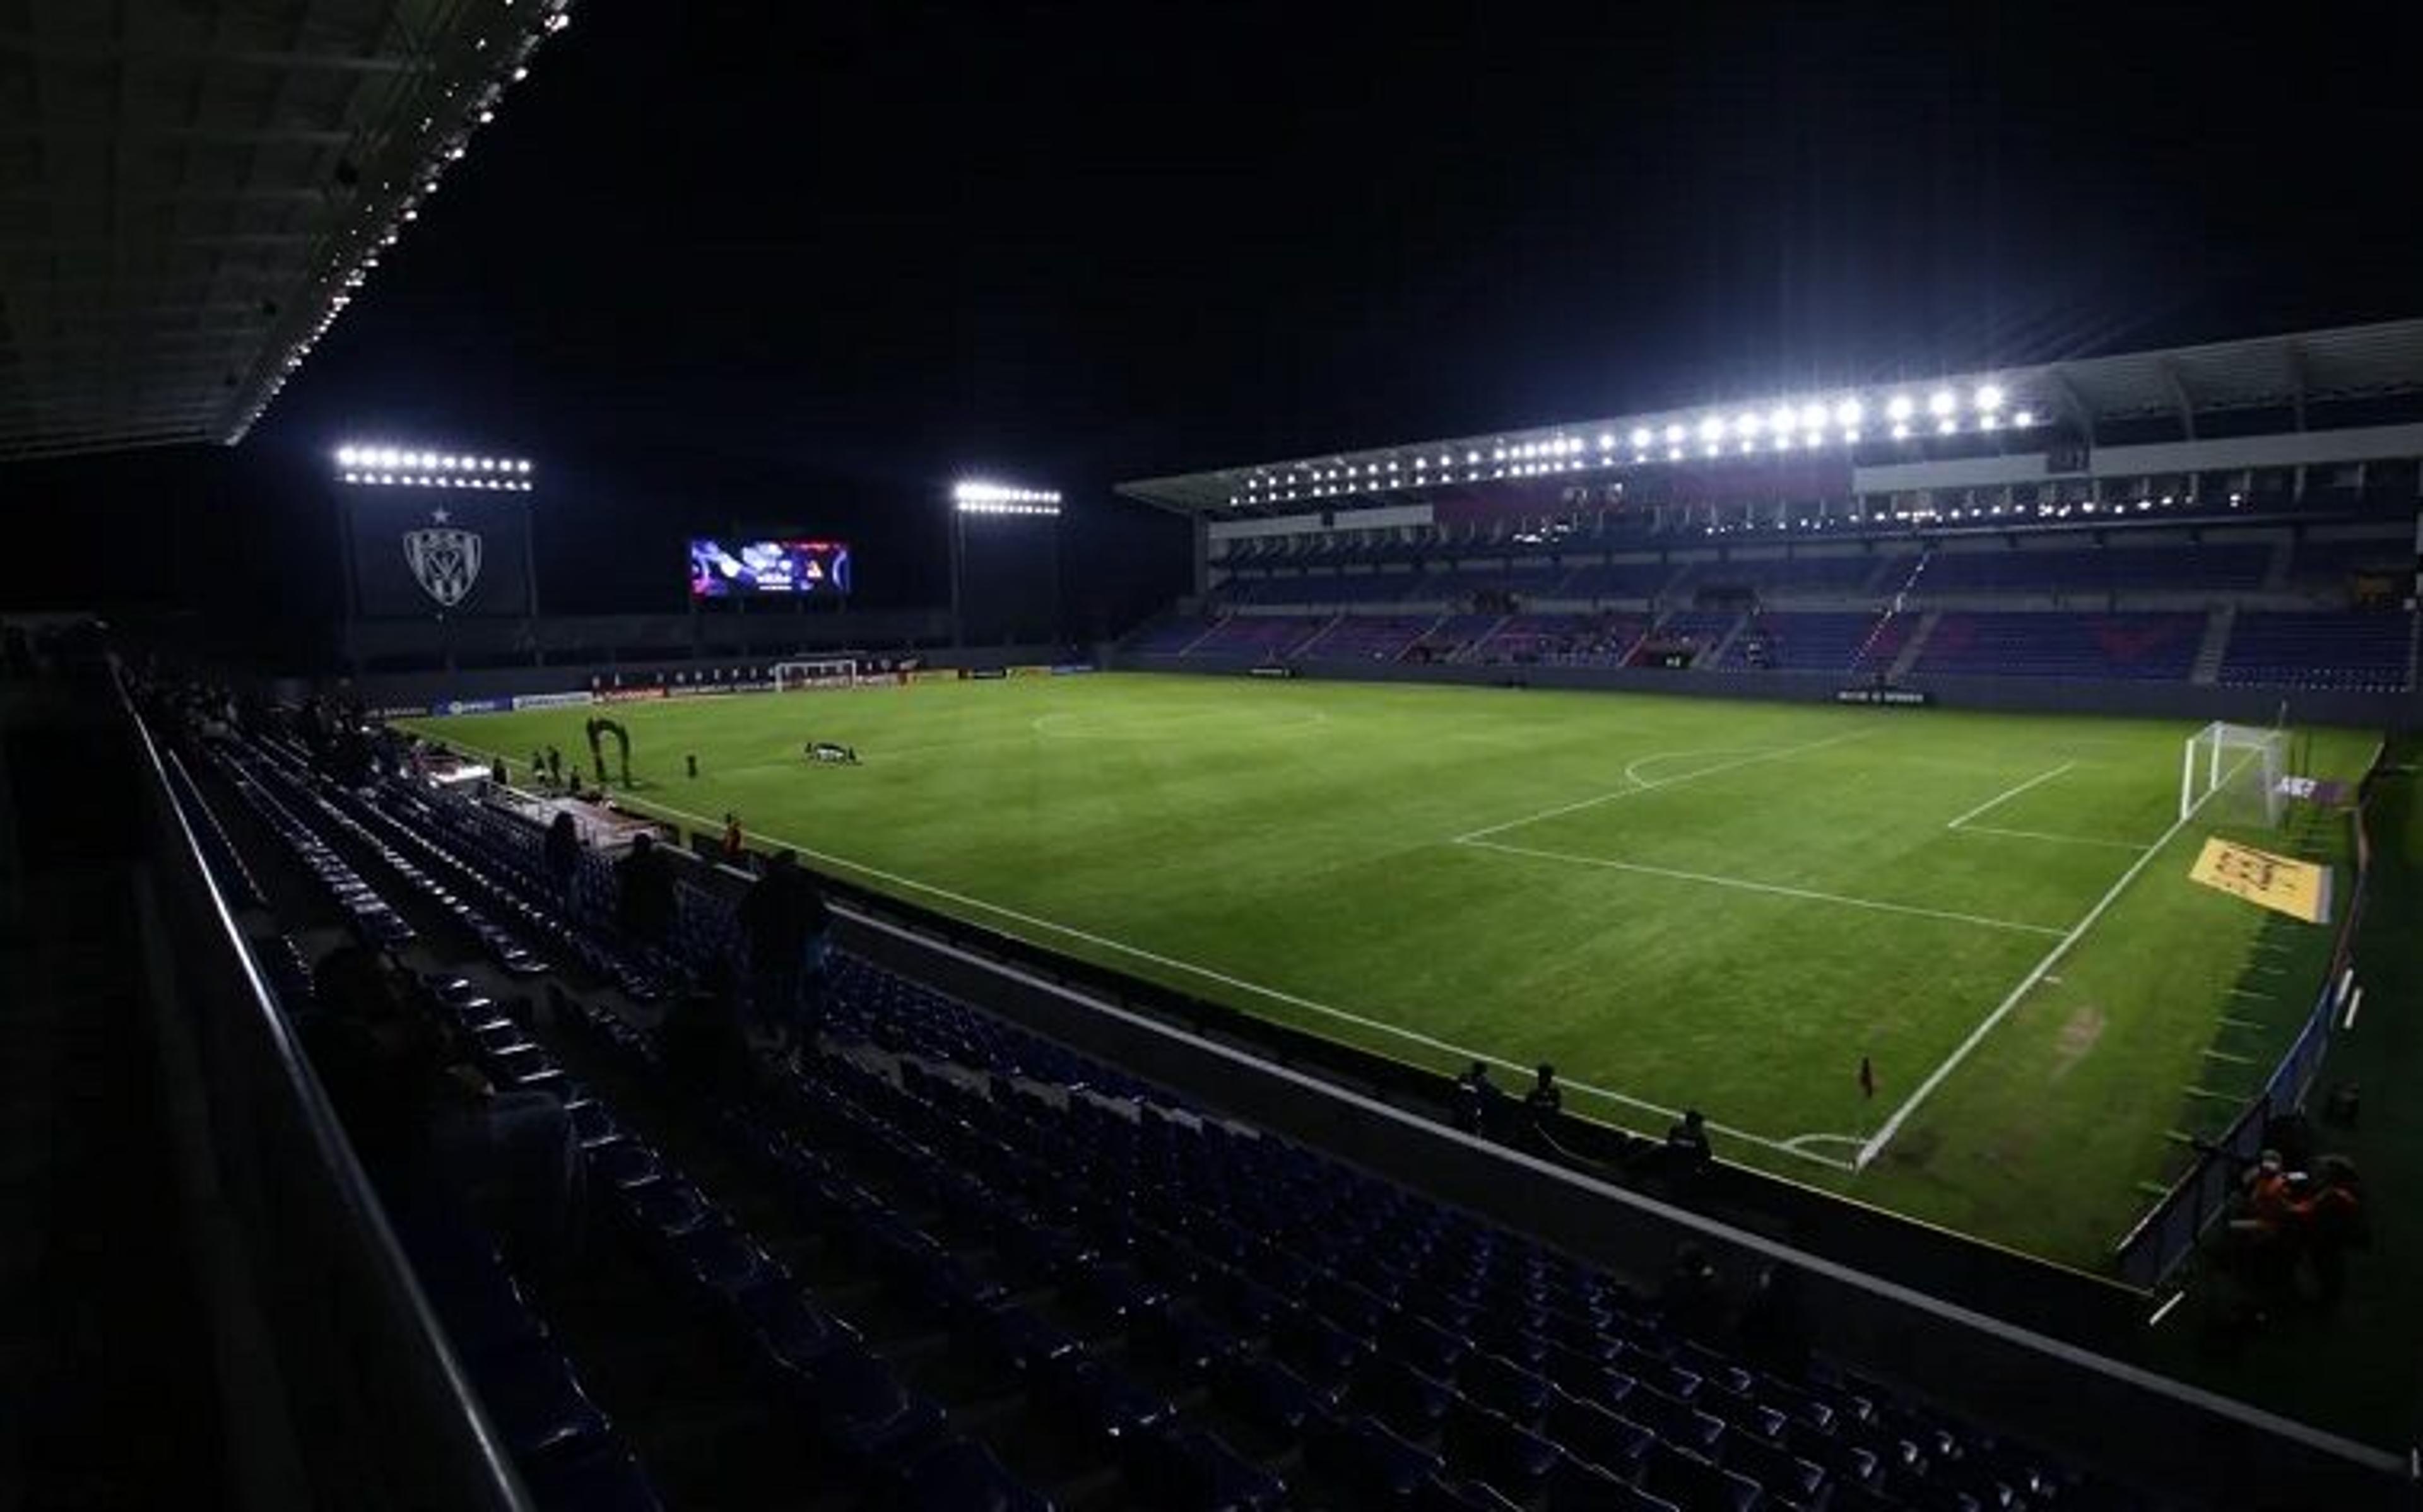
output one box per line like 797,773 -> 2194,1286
772,657 -> 859,692
2180,720 -> 2285,828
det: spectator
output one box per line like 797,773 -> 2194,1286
531,749 -> 546,787
1666,1107 -> 1713,1176
543,811 -> 581,904
2299,1154 -> 2367,1309
1449,1060 -> 1502,1138
1504,1062 -> 1564,1155
721,812 -> 746,866
740,852 -> 825,1056
1736,1263 -> 1812,1376
615,831 -> 678,951
1661,1242 -> 1727,1342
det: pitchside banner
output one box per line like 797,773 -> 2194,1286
2188,838 -> 2332,925
349,492 -> 531,618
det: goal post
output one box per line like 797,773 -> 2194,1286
772,657 -> 859,692
2181,720 -> 2285,828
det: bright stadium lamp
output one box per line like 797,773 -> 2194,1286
2012,409 -> 2036,427
1630,426 -> 1653,448
1798,402 -> 1827,430
1928,390 -> 1956,417
1766,405 -> 1794,434
1735,413 -> 1762,438
1886,396 -> 1914,422
1834,398 -> 1863,426
1662,424 -> 1685,445
1974,384 -> 2004,411
1697,416 -> 1724,443
332,440 -> 538,490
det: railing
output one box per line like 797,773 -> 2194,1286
124,692 -> 530,1511
2113,779 -> 2377,1291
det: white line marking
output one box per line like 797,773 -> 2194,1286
2226,987 -> 2277,1000
1945,760 -> 2076,829
1458,837 -> 2065,938
416,739 -> 1853,1170
2343,987 -> 2363,1031
1781,1132 -> 1868,1155
1858,748 -> 2258,1169
1453,728 -> 1877,844
1946,824 -> 2149,852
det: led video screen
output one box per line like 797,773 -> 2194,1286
688,538 -> 852,597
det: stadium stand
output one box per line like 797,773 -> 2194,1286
1721,612 -> 1889,672
191,709 -> 2184,1511
2218,611 -> 2417,691
1466,613 -> 1653,665
1189,614 -> 1330,659
1673,555 -> 1892,596
1301,615 -> 1442,661
1916,544 -> 2272,595
1911,612 -> 2207,681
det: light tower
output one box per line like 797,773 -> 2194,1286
329,441 -> 541,672
949,478 -> 1061,650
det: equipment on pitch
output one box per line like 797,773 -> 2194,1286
586,715 -> 633,787
804,741 -> 859,765
2179,720 -> 2285,828
773,658 -> 859,692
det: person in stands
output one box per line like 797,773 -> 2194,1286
2299,1155 -> 2367,1309
1450,1060 -> 1502,1138
721,812 -> 746,867
739,852 -> 830,1062
615,831 -> 678,953
1666,1107 -> 1714,1177
1522,1063 -> 1563,1142
543,810 -> 581,906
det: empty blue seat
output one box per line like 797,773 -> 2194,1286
1121,1424 -> 1287,1511
466,1345 -> 610,1460
878,1438 -> 1052,1512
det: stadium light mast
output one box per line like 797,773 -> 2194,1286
329,441 -> 542,672
949,478 -> 1061,650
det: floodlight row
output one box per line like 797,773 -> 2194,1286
335,446 -> 533,474
225,3 -> 575,443
339,472 -> 536,491
1225,387 -> 2039,506
956,500 -> 1061,517
953,482 -> 1062,506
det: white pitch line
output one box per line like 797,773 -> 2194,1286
1458,837 -> 2065,938
1946,823 -> 2148,852
1945,759 -> 2077,829
447,754 -> 1855,1171
1453,727 -> 1877,844
1858,747 -> 2258,1169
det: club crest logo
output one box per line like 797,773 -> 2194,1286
403,508 -> 483,608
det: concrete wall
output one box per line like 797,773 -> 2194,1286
1116,652 -> 2423,729
333,643 -> 1076,709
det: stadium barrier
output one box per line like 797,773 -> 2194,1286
2112,773 -> 2378,1289
1117,648 -> 2423,729
124,688 -> 530,1508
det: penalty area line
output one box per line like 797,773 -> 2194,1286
1944,759 -> 2077,829
545,773 -> 1858,1173
1858,748 -> 2257,1170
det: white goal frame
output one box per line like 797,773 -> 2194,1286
2180,720 -> 2285,826
772,657 -> 859,692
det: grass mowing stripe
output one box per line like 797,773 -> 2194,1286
1943,823 -> 2149,852
1456,836 -> 2066,938
1453,727 -> 1877,843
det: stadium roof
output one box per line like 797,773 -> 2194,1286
1116,317 -> 2423,518
0,0 -> 575,463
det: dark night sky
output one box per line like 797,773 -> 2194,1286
8,1 -> 2420,647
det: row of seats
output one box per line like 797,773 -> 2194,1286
2219,612 -> 2414,691
325,750 -> 2137,1509
1910,614 -> 2204,681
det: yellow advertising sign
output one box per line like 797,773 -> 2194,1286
2188,838 -> 2332,925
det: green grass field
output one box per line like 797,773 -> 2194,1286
406,673 -> 2375,1271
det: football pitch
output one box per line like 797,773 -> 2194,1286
407,672 -> 2374,1270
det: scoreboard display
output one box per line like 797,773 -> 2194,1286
688,538 -> 852,598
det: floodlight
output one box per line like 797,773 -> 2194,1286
1735,413 -> 1762,437
1974,384 -> 2004,411
1799,403 -> 1826,430
1666,446 -> 1683,461
335,446 -> 358,466
1697,417 -> 1724,443
1767,406 -> 1794,434
1466,450 -> 1481,464
1630,426 -> 1653,448
1937,418 -> 1957,435
1662,424 -> 1684,445
1834,399 -> 1862,426
1598,433 -> 1614,450
1886,396 -> 1913,421
1890,423 -> 1911,440
1928,390 -> 1955,416
2012,409 -> 2035,427
1843,428 -> 1861,443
